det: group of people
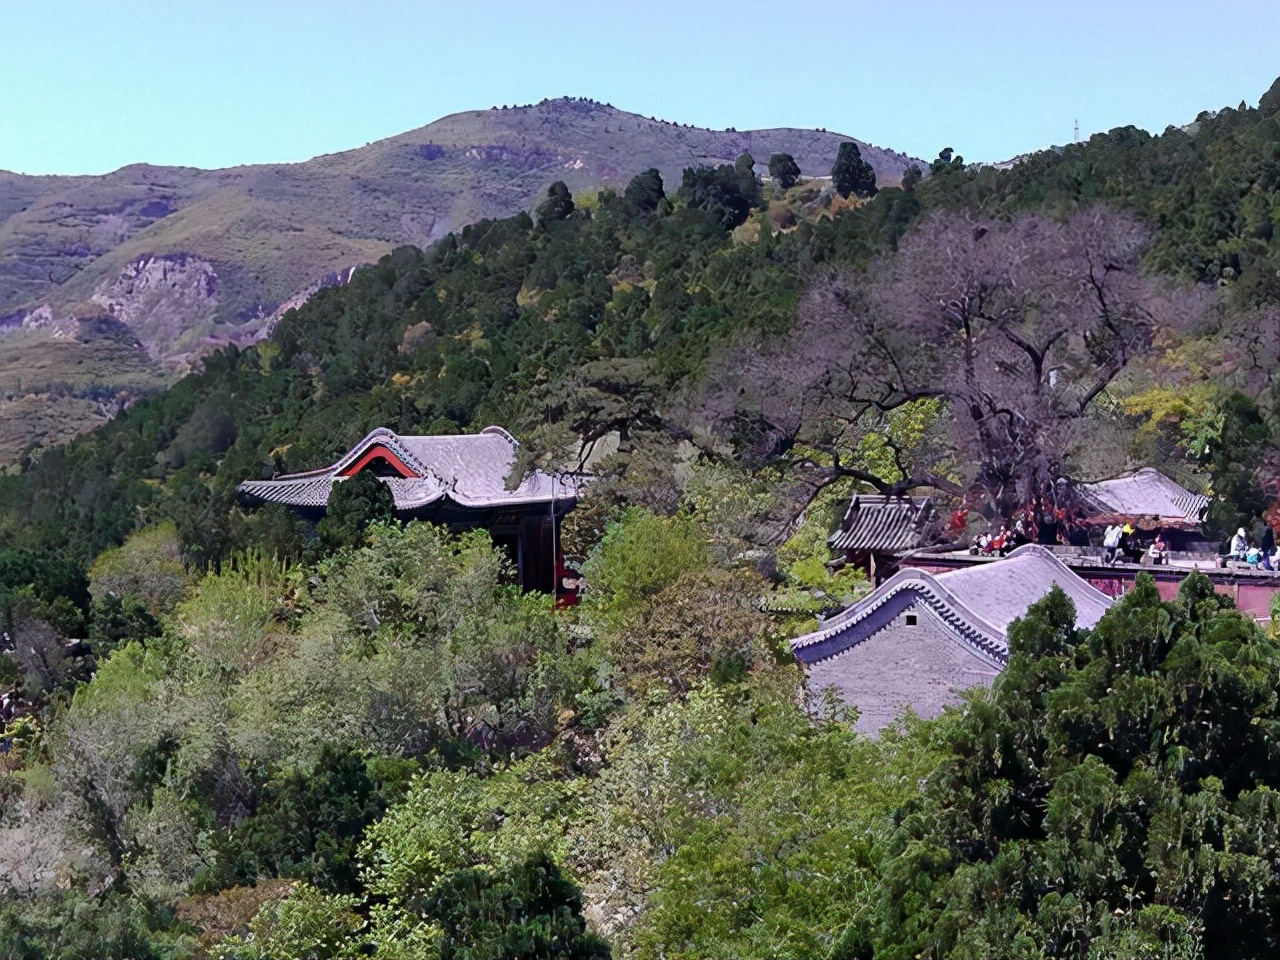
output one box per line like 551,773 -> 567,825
1100,522 -> 1134,565
964,499 -> 1280,572
972,519 -> 1034,556
1100,523 -> 1176,566
1227,527 -> 1280,570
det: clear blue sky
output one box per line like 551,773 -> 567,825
2,0 -> 1277,175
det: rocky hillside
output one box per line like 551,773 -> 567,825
0,97 -> 919,465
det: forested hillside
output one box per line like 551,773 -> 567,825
2,78 -> 1280,958
0,96 -> 917,467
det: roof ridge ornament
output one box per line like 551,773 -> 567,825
480,425 -> 519,446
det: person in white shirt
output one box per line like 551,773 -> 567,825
1102,523 -> 1123,565
1230,528 -> 1249,561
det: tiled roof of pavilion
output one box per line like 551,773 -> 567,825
829,494 -> 941,552
790,545 -> 1113,666
237,426 -> 580,512
1076,468 -> 1208,530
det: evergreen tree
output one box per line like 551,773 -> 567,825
768,152 -> 801,189
831,141 -> 877,199
623,168 -> 664,216
873,576 -> 1280,960
929,146 -> 965,174
677,160 -> 760,230
536,181 -> 575,224
316,470 -> 396,552
425,852 -> 611,960
900,163 -> 922,193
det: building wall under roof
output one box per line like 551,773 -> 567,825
805,596 -> 1001,735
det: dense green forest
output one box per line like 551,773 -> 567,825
2,78 -> 1280,958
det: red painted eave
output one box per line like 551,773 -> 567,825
339,444 -> 420,479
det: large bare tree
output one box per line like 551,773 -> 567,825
705,207 -> 1202,518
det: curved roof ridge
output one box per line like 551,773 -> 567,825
930,543 -> 1113,633
967,543 -> 1115,606
237,425 -> 580,512
1075,467 -> 1209,523
328,427 -> 429,478
479,425 -> 520,446
790,543 -> 1115,669
790,567 -> 1009,667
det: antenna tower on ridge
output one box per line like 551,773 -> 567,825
1074,119 -> 1080,143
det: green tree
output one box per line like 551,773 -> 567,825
536,181 -> 575,224
424,852 -> 611,960
1181,389 -> 1272,537
167,477 -> 234,573
88,522 -> 189,617
0,904 -> 44,960
230,884 -> 364,960
87,592 -> 161,658
928,145 -> 964,174
677,161 -> 760,230
900,163 -> 922,193
316,471 -> 396,552
831,141 -> 877,199
581,510 -> 710,625
231,745 -> 390,893
873,576 -> 1280,960
233,502 -> 308,563
623,168 -> 665,216
767,152 -> 801,189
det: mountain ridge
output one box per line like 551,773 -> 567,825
0,97 -> 920,339
0,97 -> 921,465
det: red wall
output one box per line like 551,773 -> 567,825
1081,575 -> 1276,619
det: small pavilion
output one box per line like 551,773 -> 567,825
829,494 -> 942,582
237,426 -> 580,592
1074,468 -> 1212,551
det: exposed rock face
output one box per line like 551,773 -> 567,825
91,254 -> 219,361
17,305 -> 54,330
64,310 -> 149,347
260,265 -> 359,336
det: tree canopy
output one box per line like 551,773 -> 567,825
768,152 -> 802,189
871,575 -> 1280,959
707,207 -> 1200,517
832,141 -> 877,199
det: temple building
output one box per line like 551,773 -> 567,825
791,545 -> 1112,734
829,494 -> 942,583
1074,467 -> 1211,550
237,426 -> 580,592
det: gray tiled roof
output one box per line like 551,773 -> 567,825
1077,468 -> 1208,526
237,426 -> 580,512
791,544 -> 1113,666
238,475 -> 335,509
829,495 -> 940,552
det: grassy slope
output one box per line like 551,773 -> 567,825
0,319 -> 166,463
0,394 -> 107,467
